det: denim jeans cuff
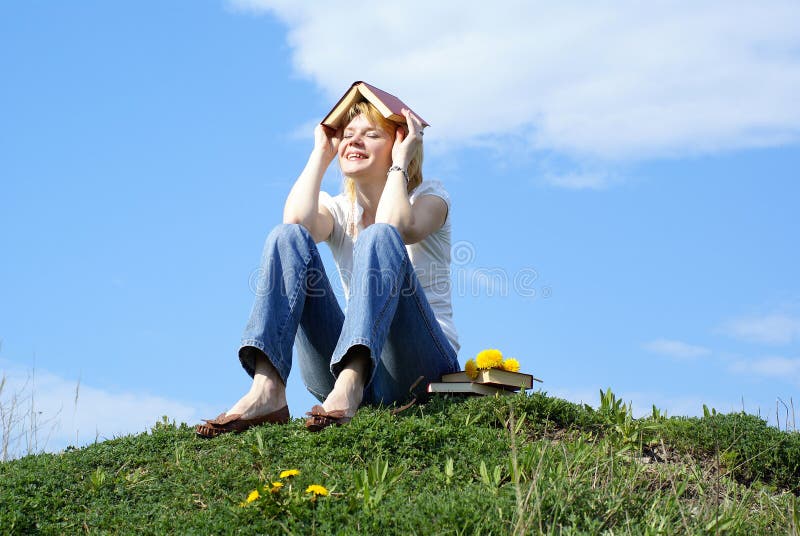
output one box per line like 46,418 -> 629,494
330,337 -> 376,382
239,340 -> 290,384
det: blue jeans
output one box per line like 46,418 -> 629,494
239,223 -> 459,406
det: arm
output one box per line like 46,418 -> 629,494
283,125 -> 338,243
399,194 -> 448,244
375,110 -> 445,244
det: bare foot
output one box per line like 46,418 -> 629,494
322,349 -> 370,418
226,352 -> 287,420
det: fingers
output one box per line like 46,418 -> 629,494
316,124 -> 341,138
401,108 -> 424,139
392,111 -> 424,169
314,123 -> 341,156
318,124 -> 341,144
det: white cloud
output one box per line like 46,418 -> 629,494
230,0 -> 800,161
544,172 -> 610,190
722,314 -> 800,345
730,356 -> 800,384
643,338 -> 711,359
0,364 -> 210,458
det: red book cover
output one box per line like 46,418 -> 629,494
322,81 -> 429,128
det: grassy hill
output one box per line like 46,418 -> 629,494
1,390 -> 799,535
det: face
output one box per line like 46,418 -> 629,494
338,114 -> 394,180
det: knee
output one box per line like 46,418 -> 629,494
266,223 -> 313,249
358,223 -> 402,249
262,223 -> 316,260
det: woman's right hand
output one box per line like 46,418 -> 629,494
313,124 -> 341,162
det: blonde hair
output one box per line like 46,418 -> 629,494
342,101 -> 423,202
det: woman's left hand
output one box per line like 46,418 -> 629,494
391,108 -> 424,170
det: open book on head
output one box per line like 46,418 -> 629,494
321,81 -> 429,129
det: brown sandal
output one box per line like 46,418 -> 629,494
304,405 -> 353,432
195,406 -> 290,438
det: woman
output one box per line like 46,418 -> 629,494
196,93 -> 459,437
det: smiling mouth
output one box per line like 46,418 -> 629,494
346,153 -> 367,160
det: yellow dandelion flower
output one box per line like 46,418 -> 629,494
502,358 -> 520,373
475,349 -> 503,370
305,484 -> 329,496
269,481 -> 283,493
244,489 -> 260,504
464,359 -> 478,379
279,469 -> 300,478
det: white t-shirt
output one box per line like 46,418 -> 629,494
319,180 -> 459,354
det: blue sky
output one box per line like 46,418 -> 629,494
2,1 -> 799,456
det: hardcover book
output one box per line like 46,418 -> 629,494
440,369 -> 539,390
427,382 -> 514,397
321,81 -> 429,129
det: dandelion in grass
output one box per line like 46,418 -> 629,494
279,469 -> 300,478
464,358 -> 478,379
240,489 -> 260,507
305,484 -> 329,497
502,358 -> 520,372
475,349 -> 503,370
269,481 -> 283,493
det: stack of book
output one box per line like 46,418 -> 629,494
427,369 -> 541,397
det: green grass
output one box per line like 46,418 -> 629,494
1,391 -> 799,535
